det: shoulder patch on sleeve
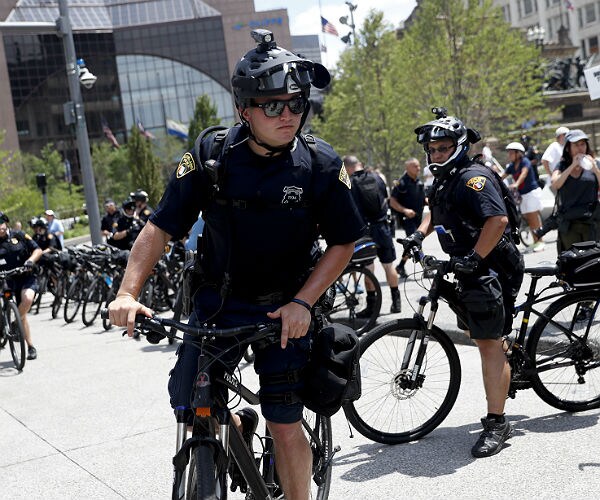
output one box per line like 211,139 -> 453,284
339,164 -> 351,189
466,176 -> 486,192
176,152 -> 196,178
24,233 -> 32,240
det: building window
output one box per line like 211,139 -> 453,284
502,5 -> 511,23
522,0 -> 535,16
590,35 -> 599,54
585,2 -> 597,23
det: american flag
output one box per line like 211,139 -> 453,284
136,118 -> 156,140
564,0 -> 574,11
321,16 -> 339,37
101,117 -> 120,148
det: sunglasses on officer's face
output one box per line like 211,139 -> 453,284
425,144 -> 455,155
251,96 -> 306,117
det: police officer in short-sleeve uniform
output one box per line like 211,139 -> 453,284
0,211 -> 43,360
401,108 -> 524,459
108,30 -> 364,499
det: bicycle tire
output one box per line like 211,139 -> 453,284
186,443 -> 227,500
304,411 -> 333,500
6,301 -> 26,371
64,278 -> 85,324
81,278 -> 105,327
527,290 -> 600,412
32,272 -> 46,315
343,318 -> 461,444
51,276 -> 65,319
102,290 -> 115,331
328,265 -> 382,335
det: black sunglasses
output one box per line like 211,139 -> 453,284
425,144 -> 455,155
251,96 -> 306,117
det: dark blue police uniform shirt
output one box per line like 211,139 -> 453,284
431,162 -> 507,255
0,231 -> 39,271
151,126 -> 365,297
391,173 -> 426,215
505,157 -> 538,194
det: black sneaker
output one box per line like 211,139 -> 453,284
356,307 -> 373,319
395,264 -> 408,278
471,417 -> 512,458
27,345 -> 37,360
390,297 -> 401,314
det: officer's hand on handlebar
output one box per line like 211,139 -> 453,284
452,250 -> 483,276
398,230 -> 425,253
107,294 -> 153,338
23,260 -> 35,271
266,301 -> 312,350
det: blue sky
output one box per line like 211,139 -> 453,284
253,0 -> 416,68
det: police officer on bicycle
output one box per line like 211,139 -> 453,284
403,108 -> 524,458
0,211 -> 42,360
108,30 -> 364,499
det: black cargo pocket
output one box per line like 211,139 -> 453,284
458,276 -> 504,339
167,343 -> 186,407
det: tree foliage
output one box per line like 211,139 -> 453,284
187,94 -> 221,150
315,1 -> 546,180
127,126 -> 163,206
91,141 -> 131,204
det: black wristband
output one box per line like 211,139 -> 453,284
291,297 -> 312,312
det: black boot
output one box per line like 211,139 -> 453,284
390,288 -> 401,314
357,292 -> 376,319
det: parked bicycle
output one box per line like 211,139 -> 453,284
101,310 -> 335,499
328,237 -> 382,335
343,243 -> 600,444
0,267 -> 29,370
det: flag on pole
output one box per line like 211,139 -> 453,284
166,118 -> 189,140
321,16 -> 339,37
564,0 -> 574,11
101,117 -> 120,148
136,118 -> 156,140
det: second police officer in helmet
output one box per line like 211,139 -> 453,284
403,108 -> 524,458
108,30 -> 364,498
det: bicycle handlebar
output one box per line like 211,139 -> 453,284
100,309 -> 281,345
0,266 -> 32,279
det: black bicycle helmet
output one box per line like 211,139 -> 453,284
131,189 -> 149,202
32,217 -> 48,229
232,29 -> 330,153
122,197 -> 136,212
0,211 -> 9,224
415,107 -> 481,177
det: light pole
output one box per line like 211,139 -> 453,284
0,0 -> 103,245
526,25 -> 545,49
339,1 -> 357,45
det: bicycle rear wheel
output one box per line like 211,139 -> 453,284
328,265 -> 382,335
6,301 -> 26,371
64,278 -> 85,324
304,411 -> 333,500
51,275 -> 66,319
186,443 -> 227,499
343,319 -> 461,444
527,291 -> 600,411
81,278 -> 105,327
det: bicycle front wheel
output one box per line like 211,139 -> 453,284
186,444 -> 227,499
304,411 -> 332,500
527,291 -> 600,411
64,278 -> 85,324
328,265 -> 382,335
343,319 -> 461,444
81,278 -> 105,327
6,301 -> 26,371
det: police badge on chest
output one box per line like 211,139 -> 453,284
282,186 -> 303,205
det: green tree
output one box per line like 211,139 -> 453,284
128,126 -> 163,205
91,141 -> 131,203
316,2 -> 547,180
187,94 -> 221,150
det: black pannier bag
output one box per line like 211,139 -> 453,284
350,237 -> 377,265
557,241 -> 600,288
301,323 -> 361,417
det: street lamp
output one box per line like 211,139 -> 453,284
339,1 -> 357,45
0,0 -> 103,245
527,25 -> 545,49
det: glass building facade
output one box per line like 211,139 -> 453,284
1,0 -> 236,179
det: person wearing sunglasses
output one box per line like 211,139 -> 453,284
401,107 -> 524,459
108,30 -> 365,500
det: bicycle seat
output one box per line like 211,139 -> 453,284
524,263 -> 558,277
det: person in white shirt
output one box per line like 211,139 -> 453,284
541,126 -> 569,176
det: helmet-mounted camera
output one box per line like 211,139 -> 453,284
431,107 -> 448,119
251,29 -> 277,52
